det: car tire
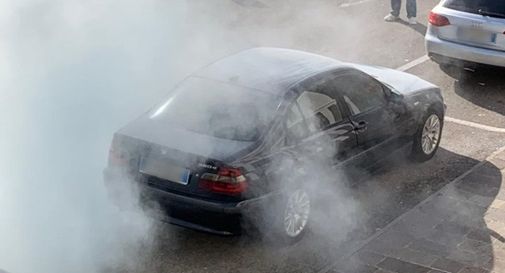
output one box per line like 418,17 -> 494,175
270,188 -> 311,244
410,108 -> 443,162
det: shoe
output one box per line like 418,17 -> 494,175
384,14 -> 399,22
408,17 -> 417,25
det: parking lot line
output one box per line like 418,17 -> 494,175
445,116 -> 505,133
339,0 -> 377,8
396,55 -> 430,72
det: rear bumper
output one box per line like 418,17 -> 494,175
143,185 -> 276,235
103,167 -> 277,235
425,32 -> 505,68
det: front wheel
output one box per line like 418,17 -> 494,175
410,110 -> 443,162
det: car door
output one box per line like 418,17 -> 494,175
332,70 -> 397,165
284,78 -> 358,165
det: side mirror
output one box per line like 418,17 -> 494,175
382,85 -> 393,98
384,86 -> 403,102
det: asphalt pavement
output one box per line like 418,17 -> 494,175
111,1 -> 505,272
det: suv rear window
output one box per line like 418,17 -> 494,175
444,0 -> 505,17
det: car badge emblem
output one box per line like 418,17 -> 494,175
470,21 -> 483,29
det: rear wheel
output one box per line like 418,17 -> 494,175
283,189 -> 311,240
410,110 -> 443,162
267,188 -> 311,244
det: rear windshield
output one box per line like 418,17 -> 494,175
149,77 -> 279,142
444,0 -> 505,17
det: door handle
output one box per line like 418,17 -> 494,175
354,121 -> 367,133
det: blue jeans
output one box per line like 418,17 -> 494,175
391,0 -> 417,18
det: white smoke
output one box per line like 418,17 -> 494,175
0,0 -> 373,272
0,1 -> 190,273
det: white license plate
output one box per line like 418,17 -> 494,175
140,157 -> 190,185
458,29 -> 494,44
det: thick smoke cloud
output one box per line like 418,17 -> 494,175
0,1 -> 371,273
0,1 -> 192,272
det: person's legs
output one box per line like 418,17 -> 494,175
390,0 -> 401,17
406,0 -> 417,18
385,0 -> 401,21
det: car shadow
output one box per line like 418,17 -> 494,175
114,147 -> 502,273
394,20 -> 428,36
444,65 -> 505,117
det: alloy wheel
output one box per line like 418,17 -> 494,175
283,189 -> 311,238
421,114 -> 441,155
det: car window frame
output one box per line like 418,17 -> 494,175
284,100 -> 310,143
283,72 -> 353,143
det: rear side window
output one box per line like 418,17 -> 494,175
297,91 -> 343,133
286,104 -> 307,140
337,74 -> 386,115
444,0 -> 505,16
285,91 -> 344,140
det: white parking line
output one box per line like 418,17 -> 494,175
339,0 -> 376,8
445,117 -> 505,133
396,55 -> 430,72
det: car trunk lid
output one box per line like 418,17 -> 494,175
436,3 -> 505,52
113,117 -> 256,201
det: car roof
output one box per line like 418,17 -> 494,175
193,47 -> 350,95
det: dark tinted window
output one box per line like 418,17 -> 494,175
444,0 -> 505,16
149,77 -> 278,142
337,73 -> 386,115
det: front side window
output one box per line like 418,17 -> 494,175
337,74 -> 386,115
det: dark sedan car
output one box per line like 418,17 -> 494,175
104,48 -> 445,241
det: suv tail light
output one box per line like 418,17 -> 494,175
107,136 -> 135,174
429,11 -> 450,27
108,136 -> 129,167
109,148 -> 129,166
199,167 -> 247,196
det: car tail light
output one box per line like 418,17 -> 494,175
429,11 -> 450,27
199,167 -> 247,196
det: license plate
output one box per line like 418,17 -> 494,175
458,28 -> 493,44
140,157 -> 191,185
